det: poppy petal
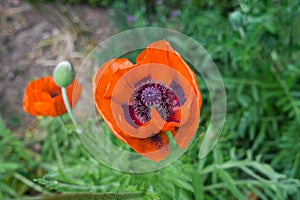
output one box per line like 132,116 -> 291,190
93,40 -> 202,162
110,63 -> 183,137
93,58 -> 135,143
137,40 -> 201,103
23,76 -> 82,117
136,40 -> 202,147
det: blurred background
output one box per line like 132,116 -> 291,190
0,0 -> 300,199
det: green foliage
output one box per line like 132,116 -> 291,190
16,192 -> 144,200
3,111 -> 299,199
0,117 -> 45,199
107,0 -> 300,199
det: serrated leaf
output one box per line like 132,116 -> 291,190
249,162 -> 286,181
164,175 -> 194,193
178,188 -> 192,200
251,186 -> 268,200
218,169 -> 248,200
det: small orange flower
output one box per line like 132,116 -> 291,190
93,40 -> 202,162
23,76 -> 82,117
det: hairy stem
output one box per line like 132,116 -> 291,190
61,87 -> 78,129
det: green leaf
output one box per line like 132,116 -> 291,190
217,169 -> 248,200
15,192 -> 145,200
191,169 -> 204,200
0,163 -> 20,173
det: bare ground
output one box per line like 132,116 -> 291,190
0,0 -> 113,129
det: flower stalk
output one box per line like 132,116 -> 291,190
53,61 -> 79,129
61,86 -> 78,128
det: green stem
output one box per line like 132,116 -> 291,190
61,87 -> 78,129
50,133 -> 64,167
50,131 -> 83,185
291,152 -> 300,178
13,173 -> 48,194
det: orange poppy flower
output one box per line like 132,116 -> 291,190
23,76 -> 82,117
93,40 -> 202,162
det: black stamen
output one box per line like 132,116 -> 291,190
50,92 -> 59,98
125,78 -> 185,127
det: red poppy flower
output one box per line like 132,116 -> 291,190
23,76 -> 82,117
93,40 -> 202,162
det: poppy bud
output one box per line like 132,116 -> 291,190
229,10 -> 243,29
53,61 -> 76,87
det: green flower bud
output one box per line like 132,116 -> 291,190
229,10 -> 243,29
53,61 -> 76,88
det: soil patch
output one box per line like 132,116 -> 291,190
0,0 -> 113,129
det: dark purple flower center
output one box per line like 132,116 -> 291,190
49,91 -> 60,98
127,80 -> 181,126
141,86 -> 162,106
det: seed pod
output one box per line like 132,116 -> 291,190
53,61 -> 76,87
